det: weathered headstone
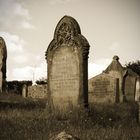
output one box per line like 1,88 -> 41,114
46,16 -> 90,111
22,84 -> 27,97
0,37 -> 7,93
135,78 -> 140,101
27,84 -> 47,98
88,73 -> 118,103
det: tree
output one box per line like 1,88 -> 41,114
35,77 -> 47,85
6,80 -> 32,95
125,60 -> 140,76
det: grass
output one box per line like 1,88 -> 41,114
0,94 -> 140,140
0,93 -> 46,109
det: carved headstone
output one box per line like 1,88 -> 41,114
22,84 -> 27,97
0,37 -> 7,93
46,16 -> 90,110
88,73 -> 119,103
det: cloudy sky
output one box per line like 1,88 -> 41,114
0,0 -> 140,81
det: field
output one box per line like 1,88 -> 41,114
0,94 -> 140,140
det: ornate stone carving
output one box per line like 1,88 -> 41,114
45,16 -> 89,60
57,23 -> 72,45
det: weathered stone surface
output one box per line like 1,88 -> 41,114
26,84 -> 47,98
46,16 -> 90,110
135,78 -> 140,101
0,37 -> 7,93
22,84 -> 27,97
88,73 -> 118,103
49,131 -> 80,140
138,102 -> 140,123
89,56 -> 138,103
125,75 -> 136,101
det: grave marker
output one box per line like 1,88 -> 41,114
46,16 -> 90,110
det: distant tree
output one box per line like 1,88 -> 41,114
6,80 -> 32,95
35,77 -> 47,85
125,60 -> 140,76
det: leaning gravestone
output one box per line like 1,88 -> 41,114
0,37 -> 7,93
46,16 -> 90,111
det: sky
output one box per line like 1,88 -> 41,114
0,0 -> 140,82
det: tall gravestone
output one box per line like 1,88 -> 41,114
0,37 -> 7,93
46,16 -> 90,111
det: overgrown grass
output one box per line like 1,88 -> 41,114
0,94 -> 140,140
0,93 -> 46,109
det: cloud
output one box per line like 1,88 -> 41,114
96,58 -> 111,65
14,3 -> 30,18
0,32 -> 25,53
109,42 -> 120,52
0,0 -> 34,29
12,55 -> 28,64
10,61 -> 47,82
12,66 -> 34,81
0,31 -> 32,81
0,32 -> 42,64
0,31 -> 47,81
88,63 -> 104,79
21,20 -> 35,29
88,58 -> 111,79
48,0 -> 72,5
34,61 -> 47,81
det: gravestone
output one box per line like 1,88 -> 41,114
46,16 -> 90,110
88,73 -> 119,103
0,37 -> 7,93
135,78 -> 140,101
22,84 -> 27,97
27,84 -> 47,98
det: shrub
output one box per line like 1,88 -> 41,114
6,80 -> 32,95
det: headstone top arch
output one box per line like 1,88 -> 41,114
54,15 -> 81,40
46,16 -> 89,59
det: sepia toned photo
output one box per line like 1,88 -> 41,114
0,0 -> 140,139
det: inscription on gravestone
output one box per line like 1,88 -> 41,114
91,74 -> 117,103
93,79 -> 110,96
46,16 -> 90,110
50,46 -> 79,106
